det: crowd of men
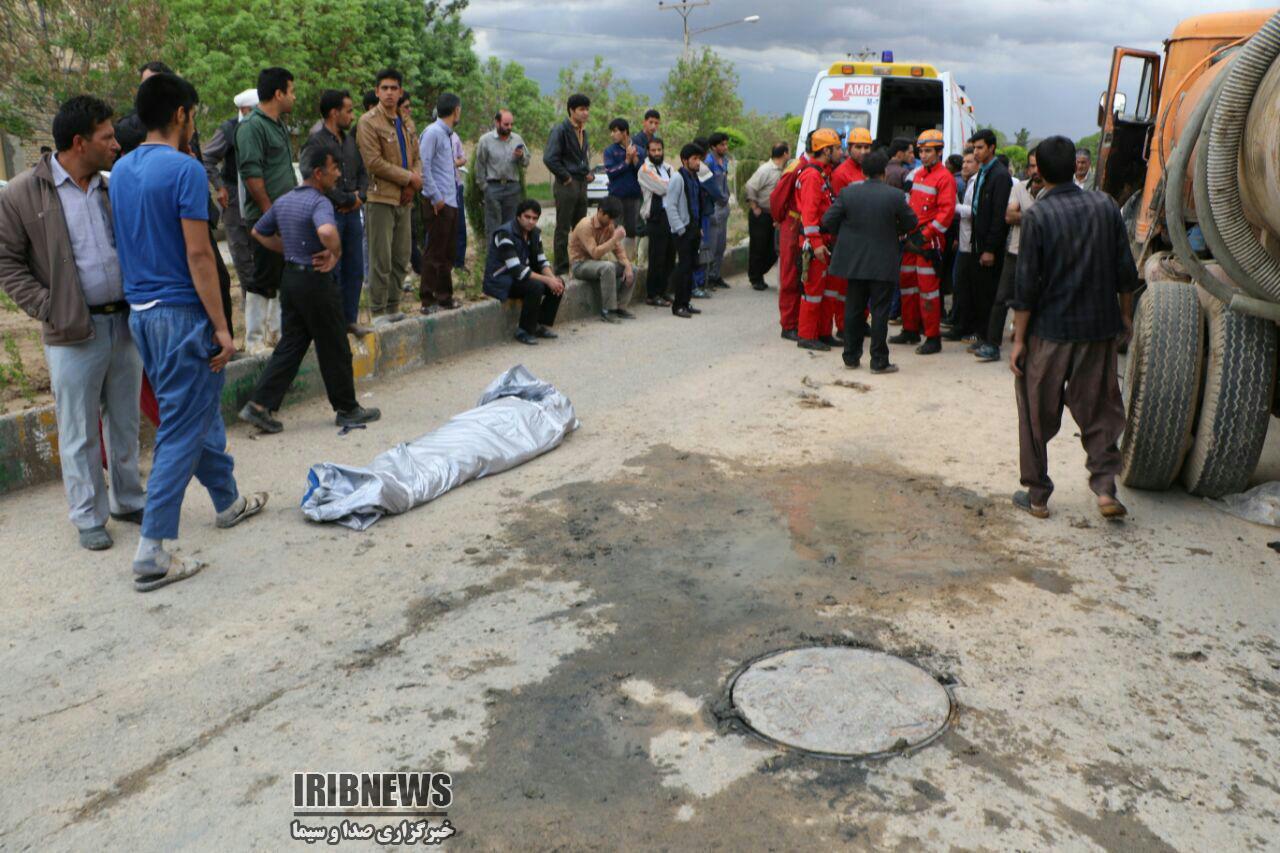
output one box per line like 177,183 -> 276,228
0,56 -> 1136,590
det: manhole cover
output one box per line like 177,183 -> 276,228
729,646 -> 953,759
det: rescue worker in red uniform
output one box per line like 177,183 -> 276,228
775,139 -> 811,341
831,127 -> 873,194
795,128 -> 843,351
890,129 -> 956,354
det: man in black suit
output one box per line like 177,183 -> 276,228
821,151 -> 918,373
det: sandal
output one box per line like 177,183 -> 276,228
134,554 -> 204,592
215,492 -> 269,529
1012,490 -> 1050,519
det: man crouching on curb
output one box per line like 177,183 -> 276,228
1008,135 -> 1135,521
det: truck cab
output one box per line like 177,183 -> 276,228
796,60 -> 977,158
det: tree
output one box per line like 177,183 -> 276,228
1077,131 -> 1101,158
998,144 -> 1028,174
554,56 -> 648,150
0,0 -> 170,136
660,48 -> 742,140
976,124 -> 1008,148
460,57 -> 555,143
1014,127 -> 1030,148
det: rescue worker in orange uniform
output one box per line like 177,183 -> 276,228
832,127 -> 873,194
775,136 -> 811,341
890,128 -> 956,354
795,128 -> 842,351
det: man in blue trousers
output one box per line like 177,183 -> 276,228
110,72 -> 268,591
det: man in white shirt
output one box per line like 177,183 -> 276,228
976,152 -> 1042,362
942,151 -> 980,343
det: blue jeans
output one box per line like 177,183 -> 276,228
129,305 -> 239,540
454,184 -> 467,269
334,209 -> 365,324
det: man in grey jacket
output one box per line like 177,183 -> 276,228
822,151 -> 918,373
0,96 -> 146,550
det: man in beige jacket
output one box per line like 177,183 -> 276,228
357,68 -> 422,322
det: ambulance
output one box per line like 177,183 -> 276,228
796,55 -> 979,158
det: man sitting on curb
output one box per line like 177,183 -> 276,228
568,197 -> 635,324
238,147 -> 381,434
482,199 -> 565,345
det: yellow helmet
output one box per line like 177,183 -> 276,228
811,128 -> 841,153
848,127 -> 873,145
916,129 -> 945,149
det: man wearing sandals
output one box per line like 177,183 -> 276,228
1009,136 -> 1135,521
110,72 -> 268,591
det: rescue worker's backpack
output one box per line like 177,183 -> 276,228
770,162 -> 816,222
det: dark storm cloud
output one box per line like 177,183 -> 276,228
464,0 -> 1275,137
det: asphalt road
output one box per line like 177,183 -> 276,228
2,270 -> 1279,851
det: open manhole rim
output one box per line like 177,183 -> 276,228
720,642 -> 959,762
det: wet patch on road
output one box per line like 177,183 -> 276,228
442,444 -> 1178,848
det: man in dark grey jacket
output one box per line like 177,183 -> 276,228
821,151 -> 918,373
543,93 -> 591,274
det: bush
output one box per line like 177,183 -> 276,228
714,126 -> 748,151
735,158 -> 761,210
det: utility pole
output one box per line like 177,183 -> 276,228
658,0 -> 711,54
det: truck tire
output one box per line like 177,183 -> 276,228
1180,299 -> 1277,497
1120,281 -> 1204,490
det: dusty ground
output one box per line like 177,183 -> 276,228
1,266 -> 1278,851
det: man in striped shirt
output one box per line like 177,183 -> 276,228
482,200 -> 565,345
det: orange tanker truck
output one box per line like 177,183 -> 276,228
1094,8 -> 1280,497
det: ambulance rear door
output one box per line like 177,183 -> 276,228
802,75 -> 881,151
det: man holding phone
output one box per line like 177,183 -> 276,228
475,109 -> 530,240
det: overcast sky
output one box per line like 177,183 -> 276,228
464,0 -> 1275,139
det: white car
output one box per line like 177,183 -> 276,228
586,165 -> 609,203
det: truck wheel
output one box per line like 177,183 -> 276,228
1180,299 -> 1277,497
1120,281 -> 1204,490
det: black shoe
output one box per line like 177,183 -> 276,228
797,337 -> 830,351
711,277 -> 730,289
781,329 -> 800,342
613,308 -> 636,319
843,355 -> 861,369
673,306 -> 693,318
601,310 -> 620,324
941,328 -> 965,341
686,304 -> 702,314
535,325 -> 558,339
915,337 -> 942,355
819,335 -> 841,347
750,280 -> 768,291
870,361 -> 899,374
239,403 -> 283,434
335,405 -> 381,427
515,329 -> 538,345
888,331 -> 921,345
646,296 -> 672,307
111,508 -> 145,525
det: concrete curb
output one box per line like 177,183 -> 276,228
0,244 -> 748,496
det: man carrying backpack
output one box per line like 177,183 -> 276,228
770,132 -> 813,341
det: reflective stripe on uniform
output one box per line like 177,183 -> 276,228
927,220 -> 946,233
915,266 -> 937,277
802,294 -> 823,303
912,183 -> 938,196
823,289 -> 839,298
921,289 -> 940,300
900,287 -> 920,296
517,266 -> 531,279
504,257 -> 521,269
900,264 -> 914,273
803,225 -> 820,235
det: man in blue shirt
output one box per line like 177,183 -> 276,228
701,132 -> 732,289
110,73 -> 268,591
238,147 -> 381,435
417,92 -> 463,313
603,118 -> 641,258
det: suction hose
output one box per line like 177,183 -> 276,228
1196,9 -> 1280,303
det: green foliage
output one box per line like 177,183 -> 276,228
977,125 -> 1009,148
554,56 -> 648,150
464,162 -> 487,244
460,57 -> 556,143
734,111 -> 792,160
784,115 -> 803,138
1077,131 -> 1101,158
0,290 -> 18,312
734,158 -> 761,209
714,126 -> 748,151
0,0 -> 170,136
1014,127 -> 1031,148
998,145 -> 1029,173
661,48 -> 742,140
0,332 -> 33,404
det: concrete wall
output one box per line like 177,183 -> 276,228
0,245 -> 747,496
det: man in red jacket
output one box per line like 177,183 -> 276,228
890,129 -> 955,354
832,127 -> 872,194
774,144 -> 809,341
794,128 -> 843,350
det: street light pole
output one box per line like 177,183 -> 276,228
658,0 -> 711,53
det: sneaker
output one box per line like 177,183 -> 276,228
780,329 -> 800,342
239,403 -> 283,434
691,288 -> 711,299
335,405 -> 382,428
974,344 -> 1001,362
915,337 -> 942,355
967,340 -> 984,354
870,362 -> 900,374
613,308 -> 636,319
797,337 -> 830,352
888,331 -> 920,345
